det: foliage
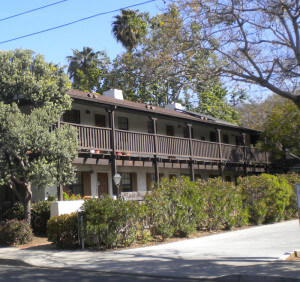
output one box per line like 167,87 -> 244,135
82,196 -> 140,249
196,178 -> 247,230
0,219 -> 33,246
174,0 -> 300,108
0,49 -> 71,113
262,99 -> 300,159
31,201 -> 51,236
0,49 -> 78,224
108,5 -> 240,123
112,9 -> 149,51
47,213 -> 78,249
238,174 -> 293,225
63,190 -> 83,201
277,173 -> 300,219
145,177 -> 200,238
67,47 -> 110,93
0,202 -> 24,222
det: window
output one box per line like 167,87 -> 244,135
225,176 -> 232,182
222,134 -> 229,144
63,109 -> 80,124
236,135 -> 243,145
118,117 -> 128,130
210,131 -> 217,142
148,121 -> 157,134
166,125 -> 174,136
66,172 -> 83,196
121,172 -> 132,192
183,126 -> 194,138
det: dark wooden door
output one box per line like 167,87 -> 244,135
97,173 -> 108,196
95,114 -> 106,127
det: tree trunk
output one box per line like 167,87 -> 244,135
23,183 -> 32,225
9,179 -> 32,225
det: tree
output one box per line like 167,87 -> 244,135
174,0 -> 300,109
108,6 -> 239,123
112,9 -> 148,51
262,99 -> 300,159
238,96 -> 300,159
0,49 -> 78,224
67,47 -> 110,93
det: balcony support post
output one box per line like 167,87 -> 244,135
217,129 -> 224,179
241,132 -> 248,176
187,124 -> 195,181
57,116 -> 63,201
151,117 -> 159,185
107,106 -> 118,196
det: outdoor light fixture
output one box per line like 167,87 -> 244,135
113,173 -> 122,198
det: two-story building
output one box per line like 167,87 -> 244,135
30,88 -> 269,201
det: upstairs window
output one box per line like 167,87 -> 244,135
222,134 -> 229,144
118,117 -> 128,130
166,125 -> 174,136
209,131 -> 217,142
63,109 -> 80,124
183,126 -> 194,139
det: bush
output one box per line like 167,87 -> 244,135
239,174 -> 293,224
277,173 -> 300,219
145,177 -> 200,239
0,202 -> 24,222
31,201 -> 51,236
47,213 -> 78,249
197,178 -> 247,231
82,196 -> 140,249
0,219 -> 33,246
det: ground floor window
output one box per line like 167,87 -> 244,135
66,172 -> 84,196
121,172 -> 132,192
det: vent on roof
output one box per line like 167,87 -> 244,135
103,89 -> 124,100
165,103 -> 183,111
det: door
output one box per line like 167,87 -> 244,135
97,173 -> 108,196
95,114 -> 106,127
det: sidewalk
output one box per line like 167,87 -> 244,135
0,220 -> 299,280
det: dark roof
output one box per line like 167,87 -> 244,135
68,89 -> 258,133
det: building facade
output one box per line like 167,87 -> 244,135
33,88 -> 269,200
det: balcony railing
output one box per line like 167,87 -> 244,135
61,122 -> 269,164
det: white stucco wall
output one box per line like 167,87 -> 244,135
50,200 -> 84,218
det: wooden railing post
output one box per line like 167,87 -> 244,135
107,106 -> 118,197
151,117 -> 159,185
187,124 -> 195,181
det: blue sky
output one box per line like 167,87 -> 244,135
0,0 -> 162,66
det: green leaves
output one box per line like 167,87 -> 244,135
0,49 -> 71,114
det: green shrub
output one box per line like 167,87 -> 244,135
82,196 -> 140,249
239,174 -> 293,224
47,213 -> 78,249
31,201 -> 51,236
277,173 -> 300,219
0,202 -> 24,222
0,219 -> 33,246
196,178 -> 247,231
145,177 -> 200,239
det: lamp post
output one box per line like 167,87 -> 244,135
113,173 -> 122,198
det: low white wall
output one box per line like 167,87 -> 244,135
50,200 -> 84,218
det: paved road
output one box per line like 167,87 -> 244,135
0,220 -> 299,280
0,262 -> 197,282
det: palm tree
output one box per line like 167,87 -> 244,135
67,47 -> 110,92
112,9 -> 148,51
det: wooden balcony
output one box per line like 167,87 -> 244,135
61,122 -> 269,164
